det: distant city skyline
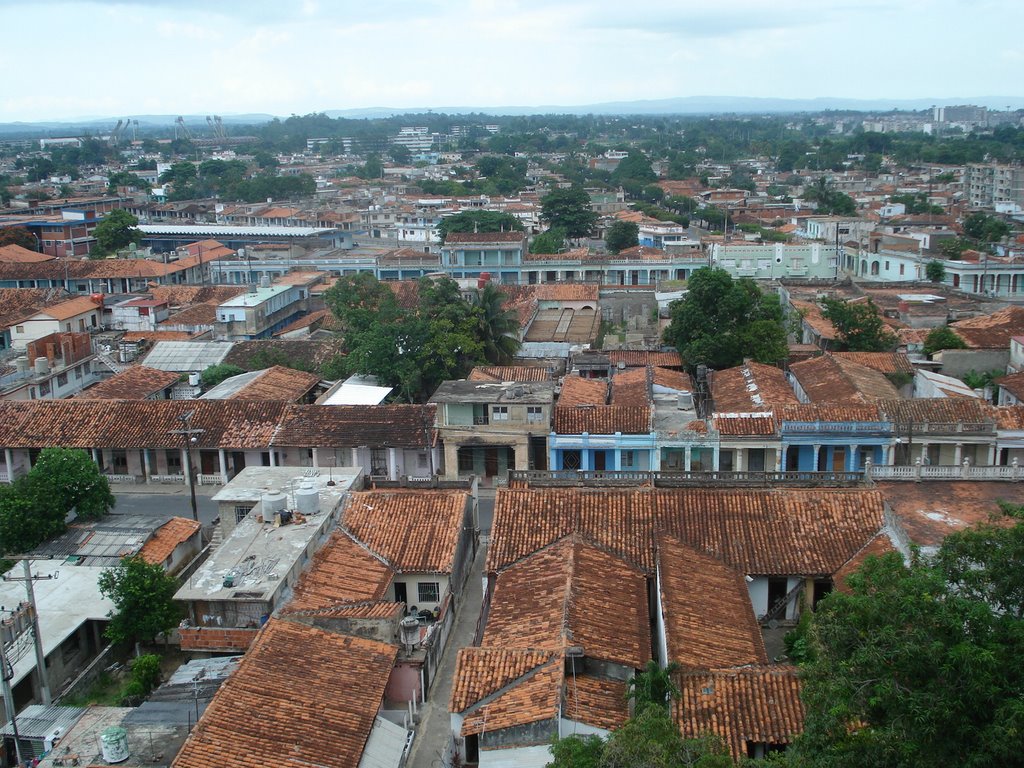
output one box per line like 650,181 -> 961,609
1,0 -> 1021,123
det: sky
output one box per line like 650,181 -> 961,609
1,0 -> 1022,122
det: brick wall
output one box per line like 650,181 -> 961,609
179,627 -> 259,651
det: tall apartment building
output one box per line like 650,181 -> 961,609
965,163 -> 1024,209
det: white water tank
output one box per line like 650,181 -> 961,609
100,726 -> 130,763
294,481 -> 319,515
188,372 -> 201,387
14,357 -> 29,373
399,616 -> 420,651
34,356 -> 49,375
262,492 -> 287,522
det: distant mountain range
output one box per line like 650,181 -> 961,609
3,96 -> 1023,135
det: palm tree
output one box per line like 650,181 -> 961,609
627,660 -> 681,712
476,282 -> 521,364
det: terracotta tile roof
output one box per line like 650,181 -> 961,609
273,308 -> 331,337
651,366 -> 692,392
554,405 -> 651,434
616,245 -> 672,260
468,365 -> 553,382
611,367 -> 650,406
287,601 -> 402,620
444,231 -> 526,244
659,535 -> 767,669
457,650 -> 563,736
344,490 -> 467,573
607,350 -> 683,368
951,306 -> 1024,348
484,537 -> 651,669
173,618 -> 397,768
877,397 -> 994,426
224,366 -> 320,402
286,531 -> 394,612
776,403 -> 883,424
674,666 -> 804,761
791,299 -> 837,341
139,517 -> 201,566
0,288 -> 69,328
563,674 -> 630,731
76,366 -> 180,400
789,355 -> 900,403
383,280 -> 421,310
534,283 -> 599,302
711,363 -> 798,413
713,413 -> 778,436
833,532 -> 897,593
159,302 -> 218,327
121,330 -> 198,342
36,296 -> 99,321
0,245 -> 53,263
0,399 -> 288,449
832,351 -> 914,374
876,481 -> 1020,549
272,404 -> 436,449
558,375 -> 607,406
488,487 -> 885,578
994,405 -> 1024,430
994,371 -> 1024,400
149,285 -> 247,306
449,648 -> 557,713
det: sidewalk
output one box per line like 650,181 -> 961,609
406,541 -> 487,768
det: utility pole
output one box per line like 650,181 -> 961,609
0,627 -> 22,767
2,562 -> 58,707
170,411 -> 204,521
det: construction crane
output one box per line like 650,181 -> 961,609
206,115 -> 227,141
175,116 -> 193,141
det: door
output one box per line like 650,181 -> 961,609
484,448 -> 499,477
593,451 -> 606,471
394,582 -> 407,605
748,448 -> 766,472
831,448 -> 846,472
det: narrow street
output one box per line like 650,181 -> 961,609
407,540 -> 487,768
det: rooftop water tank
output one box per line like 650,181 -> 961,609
34,356 -> 49,376
262,491 -> 287,522
100,726 -> 129,763
294,481 -> 319,515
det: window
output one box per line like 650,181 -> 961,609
234,504 -> 254,523
621,450 -> 636,468
15,326 -> 23,334
74,366 -> 82,379
370,448 -> 388,475
492,406 -> 509,421
527,406 -> 544,424
417,452 -> 429,469
417,582 -> 440,603
885,260 -> 890,271
57,372 -> 68,387
899,264 -> 905,276
562,450 -> 581,470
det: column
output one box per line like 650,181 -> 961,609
181,448 -> 191,481
4,448 -> 13,482
311,448 -> 319,468
684,447 -> 692,472
920,442 -> 930,465
849,445 -> 860,472
812,444 -> 821,471
269,449 -> 277,467
712,445 -> 720,471
91,447 -> 100,467
142,448 -> 152,481
351,447 -> 360,469
444,442 -> 459,480
613,449 -> 622,471
881,444 -> 891,466
734,448 -> 744,473
777,446 -> 786,472
953,443 -> 963,465
218,449 -> 228,483
513,442 -> 529,472
388,447 -> 398,480
987,444 -> 997,467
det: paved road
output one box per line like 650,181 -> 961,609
114,491 -> 219,525
478,496 -> 494,535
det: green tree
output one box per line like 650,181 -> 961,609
437,210 -> 523,244
794,515 -> 1024,768
200,363 -> 246,389
25,448 -> 114,521
98,556 -> 181,651
541,186 -> 598,239
612,150 -> 657,185
939,236 -> 972,259
628,660 -> 681,711
530,227 -> 567,254
663,268 -> 788,369
0,227 -> 38,251
475,282 -> 521,364
925,260 -> 946,283
962,212 -> 1010,243
605,221 -> 639,254
323,272 -> 400,334
803,178 -> 857,216
92,209 -> 142,256
359,155 -> 383,180
922,326 -> 967,357
821,298 -> 896,352
107,171 -> 150,195
0,492 -> 61,556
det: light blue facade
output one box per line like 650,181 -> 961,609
549,431 -> 657,472
780,420 -> 891,472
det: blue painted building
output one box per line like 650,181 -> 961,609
549,406 -> 655,471
778,404 -> 891,472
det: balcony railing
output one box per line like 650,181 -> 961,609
782,421 -> 891,434
507,470 -> 866,487
868,460 -> 1021,482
